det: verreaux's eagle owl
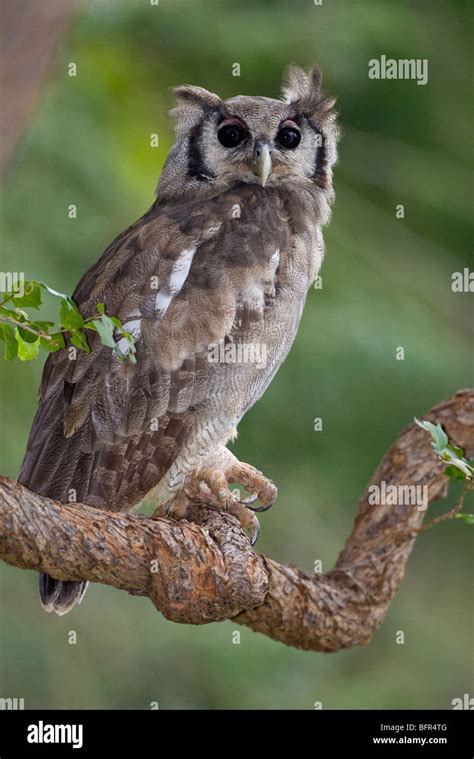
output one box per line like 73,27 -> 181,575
19,65 -> 339,614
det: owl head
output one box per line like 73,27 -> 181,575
157,64 -> 339,202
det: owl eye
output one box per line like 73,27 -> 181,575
276,127 -> 301,149
218,124 -> 248,148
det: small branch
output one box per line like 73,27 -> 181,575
0,292 -> 15,307
0,390 -> 472,651
0,315 -> 52,340
417,479 -> 473,533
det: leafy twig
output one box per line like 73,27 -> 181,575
0,314 -> 52,340
0,279 -> 137,363
415,418 -> 474,529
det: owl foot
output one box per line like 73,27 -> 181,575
185,473 -> 261,545
167,448 -> 277,545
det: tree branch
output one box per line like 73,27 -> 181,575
0,390 -> 472,651
0,0 -> 80,176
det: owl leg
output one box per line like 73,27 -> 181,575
166,446 -> 277,545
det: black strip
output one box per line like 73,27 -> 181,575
0,709 -> 470,755
187,119 -> 216,179
187,123 -> 205,177
306,116 -> 326,180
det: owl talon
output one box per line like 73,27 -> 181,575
249,517 -> 260,546
247,501 -> 274,513
241,493 -> 259,505
229,464 -> 278,513
225,499 -> 260,545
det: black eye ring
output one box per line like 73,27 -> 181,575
276,127 -> 301,149
218,124 -> 248,148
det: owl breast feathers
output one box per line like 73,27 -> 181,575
20,64 -> 339,614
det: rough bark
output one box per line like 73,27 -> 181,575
0,390 -> 472,651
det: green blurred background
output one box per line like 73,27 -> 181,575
1,0 -> 472,709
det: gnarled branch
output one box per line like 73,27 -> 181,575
0,390 -> 472,651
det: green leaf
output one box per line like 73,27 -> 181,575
455,513 -> 474,525
415,418 -> 472,480
15,328 -> 40,361
60,298 -> 85,331
90,317 -> 116,348
442,451 -> 473,479
12,282 -> 42,309
449,444 -> 465,458
17,326 -> 39,343
35,320 -> 55,330
0,324 -> 18,359
445,465 -> 467,481
40,332 -> 65,352
415,418 -> 448,451
70,330 -> 91,353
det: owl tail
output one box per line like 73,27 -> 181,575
39,573 -> 88,616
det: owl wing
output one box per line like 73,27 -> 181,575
19,184 -> 291,510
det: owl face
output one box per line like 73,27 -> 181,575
157,65 -> 339,202
191,96 -> 327,187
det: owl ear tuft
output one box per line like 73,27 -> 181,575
281,64 -> 319,102
281,64 -> 336,117
170,85 -> 221,136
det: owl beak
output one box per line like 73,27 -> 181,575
253,142 -> 272,187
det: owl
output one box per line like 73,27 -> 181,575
19,64 -> 339,614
